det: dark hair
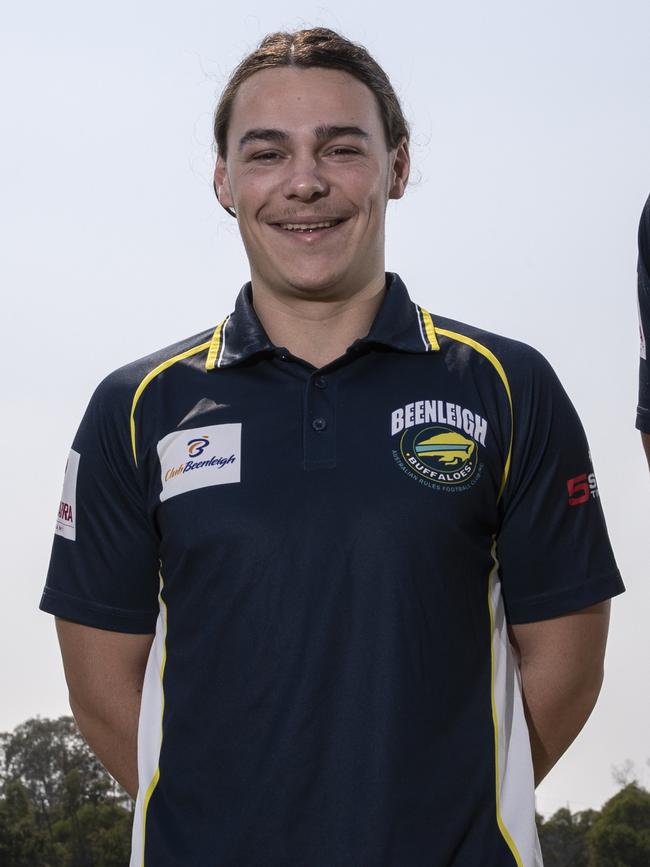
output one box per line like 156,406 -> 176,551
213,27 -> 410,163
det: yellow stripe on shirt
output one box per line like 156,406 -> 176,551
434,328 -> 513,501
417,306 -> 441,351
205,316 -> 229,371
129,341 -> 211,466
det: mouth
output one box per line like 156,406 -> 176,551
269,218 -> 349,240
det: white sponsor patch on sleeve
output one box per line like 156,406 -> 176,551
639,293 -> 647,360
157,423 -> 241,502
55,448 -> 80,541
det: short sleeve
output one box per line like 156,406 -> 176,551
496,348 -> 624,624
40,371 -> 160,633
636,193 -> 650,433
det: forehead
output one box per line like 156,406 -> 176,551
228,66 -> 385,143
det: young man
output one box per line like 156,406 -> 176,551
637,194 -> 650,467
41,27 -> 624,867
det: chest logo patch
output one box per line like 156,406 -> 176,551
157,423 -> 241,502
391,400 -> 486,492
401,426 -> 478,484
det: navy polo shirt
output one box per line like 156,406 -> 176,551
41,272 -> 623,867
637,194 -> 650,433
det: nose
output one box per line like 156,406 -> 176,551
282,153 -> 329,201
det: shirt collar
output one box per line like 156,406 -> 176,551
205,272 -> 439,370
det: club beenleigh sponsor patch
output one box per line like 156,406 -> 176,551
55,449 -> 80,541
157,423 -> 241,502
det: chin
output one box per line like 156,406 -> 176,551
281,268 -> 348,295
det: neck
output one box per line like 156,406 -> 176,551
250,274 -> 388,368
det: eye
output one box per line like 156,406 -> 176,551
251,152 -> 281,162
329,147 -> 358,156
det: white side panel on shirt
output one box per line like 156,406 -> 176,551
490,563 -> 544,867
157,422 -> 242,502
130,581 -> 167,867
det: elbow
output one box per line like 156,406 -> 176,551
574,646 -> 606,703
67,689 -> 112,737
519,652 -> 607,729
580,662 -> 605,718
68,691 -> 96,736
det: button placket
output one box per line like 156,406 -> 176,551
303,372 -> 337,469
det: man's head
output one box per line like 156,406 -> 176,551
213,28 -> 411,300
213,28 -> 410,171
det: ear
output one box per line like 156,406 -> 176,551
387,137 -> 410,200
214,156 -> 234,209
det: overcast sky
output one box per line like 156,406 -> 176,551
2,0 -> 649,819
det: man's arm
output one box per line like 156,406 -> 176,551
55,617 -> 154,799
508,600 -> 611,787
642,432 -> 650,469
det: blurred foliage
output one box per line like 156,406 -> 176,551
587,783 -> 650,866
537,782 -> 650,867
0,717 -> 132,866
536,806 -> 597,866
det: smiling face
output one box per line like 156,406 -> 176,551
214,66 -> 410,301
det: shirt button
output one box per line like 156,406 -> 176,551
314,376 -> 327,389
312,417 -> 327,432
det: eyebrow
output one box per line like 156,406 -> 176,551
237,125 -> 371,151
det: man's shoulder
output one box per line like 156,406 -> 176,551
430,311 -> 551,377
90,325 -> 217,410
427,311 -> 578,421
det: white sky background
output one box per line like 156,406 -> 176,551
2,0 -> 649,820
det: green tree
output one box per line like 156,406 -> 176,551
0,716 -> 133,866
537,806 -> 597,867
587,783 -> 650,866
0,716 -> 125,821
0,781 -> 45,866
53,803 -> 133,867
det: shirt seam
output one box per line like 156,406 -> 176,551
505,569 -> 624,620
41,585 -> 158,620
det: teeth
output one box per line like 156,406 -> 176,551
278,220 -> 340,231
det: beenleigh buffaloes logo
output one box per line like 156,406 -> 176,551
391,399 -> 486,492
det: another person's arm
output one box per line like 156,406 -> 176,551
56,618 -> 154,799
508,601 -> 610,787
636,194 -> 650,461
